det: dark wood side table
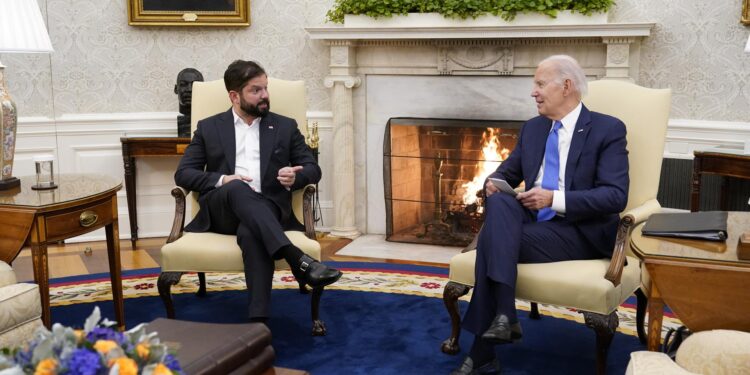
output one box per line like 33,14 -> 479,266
0,174 -> 124,329
690,146 -> 750,211
630,212 -> 750,351
120,137 -> 190,247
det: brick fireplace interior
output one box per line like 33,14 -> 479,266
384,117 -> 522,246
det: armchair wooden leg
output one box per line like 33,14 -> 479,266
635,288 -> 648,344
529,302 -> 542,320
158,272 -> 184,319
583,311 -> 619,375
196,272 -> 207,297
311,286 -> 326,336
441,281 -> 471,355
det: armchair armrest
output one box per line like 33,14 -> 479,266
166,187 -> 188,244
605,199 -> 662,286
301,184 -> 317,240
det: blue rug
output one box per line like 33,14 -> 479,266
49,263 -> 652,374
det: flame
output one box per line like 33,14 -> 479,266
461,128 -> 509,205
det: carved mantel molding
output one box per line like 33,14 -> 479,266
306,22 -> 654,235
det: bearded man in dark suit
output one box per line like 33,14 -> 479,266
452,55 -> 629,374
175,60 -> 342,322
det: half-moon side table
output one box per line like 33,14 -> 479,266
0,174 -> 124,329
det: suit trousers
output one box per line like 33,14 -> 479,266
202,180 -> 293,318
462,192 -> 601,335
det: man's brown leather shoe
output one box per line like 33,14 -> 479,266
298,255 -> 342,287
449,357 -> 500,375
481,314 -> 523,344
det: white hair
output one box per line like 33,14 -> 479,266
539,55 -> 588,97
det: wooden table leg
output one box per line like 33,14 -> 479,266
106,214 -> 125,330
646,282 -> 664,351
29,217 -> 51,328
122,151 -> 138,248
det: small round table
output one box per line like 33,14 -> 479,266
0,174 -> 124,329
630,212 -> 750,351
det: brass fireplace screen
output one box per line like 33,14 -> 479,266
384,117 -> 523,247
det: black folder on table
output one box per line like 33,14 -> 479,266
642,211 -> 728,242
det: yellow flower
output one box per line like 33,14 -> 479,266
34,358 -> 58,375
110,357 -> 138,375
136,343 -> 150,359
93,340 -> 118,354
153,363 -> 172,375
73,330 -> 85,343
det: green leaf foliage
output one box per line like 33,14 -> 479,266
326,0 -> 613,23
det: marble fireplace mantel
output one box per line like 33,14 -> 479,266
306,22 -> 654,238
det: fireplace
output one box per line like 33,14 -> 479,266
384,117 -> 522,246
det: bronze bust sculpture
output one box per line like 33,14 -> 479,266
175,68 -> 204,137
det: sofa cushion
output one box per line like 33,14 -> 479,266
625,351 -> 697,375
676,330 -> 750,374
161,231 -> 321,273
448,250 -> 641,315
0,261 -> 17,287
0,282 -> 42,335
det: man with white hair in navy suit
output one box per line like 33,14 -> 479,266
451,55 -> 629,374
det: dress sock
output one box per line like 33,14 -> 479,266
491,281 -> 518,324
276,244 -> 305,269
468,335 -> 495,366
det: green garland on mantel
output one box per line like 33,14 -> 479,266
326,0 -> 614,24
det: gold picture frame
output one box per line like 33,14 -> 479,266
127,0 -> 249,27
744,0 -> 750,25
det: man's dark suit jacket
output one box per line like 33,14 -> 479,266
489,104 -> 629,256
175,109 -> 322,232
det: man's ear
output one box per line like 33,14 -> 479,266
562,78 -> 573,96
228,91 -> 239,104
174,84 -> 178,94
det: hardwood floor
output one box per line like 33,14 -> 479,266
10,234 -> 372,283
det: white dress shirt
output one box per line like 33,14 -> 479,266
215,109 -> 262,193
533,101 -> 582,214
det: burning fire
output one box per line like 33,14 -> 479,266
461,128 -> 510,205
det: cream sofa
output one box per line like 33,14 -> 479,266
626,330 -> 750,374
0,261 -> 42,348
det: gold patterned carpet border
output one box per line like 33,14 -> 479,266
49,268 -> 683,340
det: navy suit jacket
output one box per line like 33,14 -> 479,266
175,109 -> 322,232
489,104 -> 629,256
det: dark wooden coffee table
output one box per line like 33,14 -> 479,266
148,318 -> 278,375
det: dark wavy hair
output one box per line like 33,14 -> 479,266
224,60 -> 266,92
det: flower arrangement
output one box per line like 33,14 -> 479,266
0,307 -> 181,375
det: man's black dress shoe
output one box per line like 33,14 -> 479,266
449,357 -> 500,375
481,314 -> 523,344
297,255 -> 342,287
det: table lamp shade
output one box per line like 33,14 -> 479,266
0,0 -> 54,190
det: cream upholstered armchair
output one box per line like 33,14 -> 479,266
158,78 -> 327,335
441,80 -> 671,374
0,261 -> 42,348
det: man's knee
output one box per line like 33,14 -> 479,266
223,179 -> 256,198
486,192 -> 518,209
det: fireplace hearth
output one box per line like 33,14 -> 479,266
384,117 -> 522,246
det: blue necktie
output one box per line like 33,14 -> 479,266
537,120 -> 562,222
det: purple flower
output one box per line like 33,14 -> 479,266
86,327 -> 126,345
66,349 -> 102,375
13,343 -> 34,369
164,354 -> 182,373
